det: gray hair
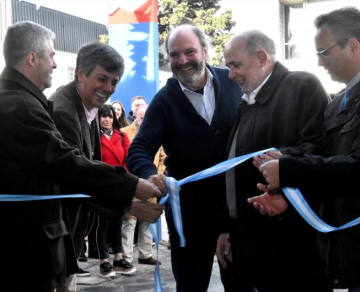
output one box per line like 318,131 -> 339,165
314,7 -> 360,47
244,31 -> 276,56
3,21 -> 55,68
134,104 -> 148,117
75,41 -> 124,82
164,24 -> 209,60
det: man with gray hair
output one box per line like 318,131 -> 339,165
0,21 -> 163,292
217,30 -> 330,291
127,24 -> 242,291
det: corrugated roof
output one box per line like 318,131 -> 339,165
11,0 -> 107,53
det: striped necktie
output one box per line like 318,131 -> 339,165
339,90 -> 349,112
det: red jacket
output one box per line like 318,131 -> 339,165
101,129 -> 130,170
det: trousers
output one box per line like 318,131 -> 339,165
122,218 -> 153,262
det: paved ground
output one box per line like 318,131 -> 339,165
77,241 -> 221,292
76,215 -> 349,292
77,215 -> 221,292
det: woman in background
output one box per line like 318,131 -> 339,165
95,104 -> 136,277
112,101 -> 129,128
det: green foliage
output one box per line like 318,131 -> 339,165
99,34 -> 109,45
158,0 -> 235,67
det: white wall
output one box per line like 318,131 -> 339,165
43,50 -> 77,97
220,0 -> 284,59
283,0 -> 360,94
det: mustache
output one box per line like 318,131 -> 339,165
175,61 -> 198,71
234,77 -> 245,84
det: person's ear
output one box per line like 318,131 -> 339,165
26,52 -> 37,68
257,50 -> 268,67
77,66 -> 85,83
348,37 -> 360,56
204,48 -> 209,62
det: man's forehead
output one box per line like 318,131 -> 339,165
315,26 -> 334,44
94,65 -> 121,80
132,99 -> 145,105
169,28 -> 199,50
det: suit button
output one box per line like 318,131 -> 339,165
214,130 -> 219,135
334,279 -> 339,284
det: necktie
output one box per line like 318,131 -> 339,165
339,90 -> 349,112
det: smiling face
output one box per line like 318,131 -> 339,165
168,27 -> 207,91
76,64 -> 121,110
224,38 -> 265,95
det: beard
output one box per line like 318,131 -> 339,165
173,59 -> 206,87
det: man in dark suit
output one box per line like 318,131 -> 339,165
49,41 -> 165,287
217,30 -> 330,292
0,21 -> 163,292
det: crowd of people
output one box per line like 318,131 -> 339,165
1,5 -> 360,292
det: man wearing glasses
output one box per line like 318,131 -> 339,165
250,7 -> 360,292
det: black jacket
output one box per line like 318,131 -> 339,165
0,67 -> 137,291
226,62 -> 329,287
127,111 -> 135,124
280,81 -> 360,288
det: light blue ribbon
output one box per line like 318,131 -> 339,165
0,194 -> 89,201
282,187 -> 360,232
149,147 -> 360,292
148,147 -> 276,291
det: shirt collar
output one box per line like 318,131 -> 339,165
178,67 -> 213,93
347,70 -> 360,92
82,103 -> 98,127
242,72 -> 272,105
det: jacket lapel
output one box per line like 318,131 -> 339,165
68,82 -> 93,159
255,62 -> 288,105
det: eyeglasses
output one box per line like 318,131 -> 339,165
316,38 -> 350,62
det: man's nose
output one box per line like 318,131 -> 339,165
228,67 -> 236,79
104,81 -> 113,92
178,53 -> 187,64
317,58 -> 324,67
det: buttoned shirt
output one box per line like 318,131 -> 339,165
226,72 -> 271,218
82,103 -> 98,128
178,67 -> 215,125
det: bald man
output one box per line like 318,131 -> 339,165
218,30 -> 330,292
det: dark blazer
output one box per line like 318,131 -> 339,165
0,67 -> 138,291
228,62 -> 329,287
49,81 -> 134,258
280,81 -> 360,288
